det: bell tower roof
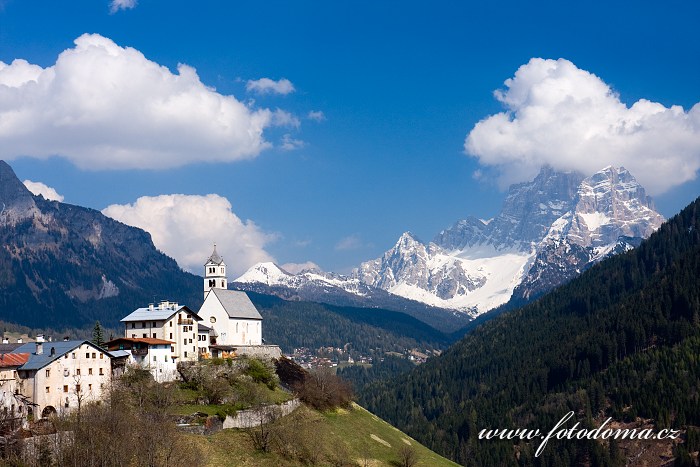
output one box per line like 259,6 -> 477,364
205,244 -> 225,266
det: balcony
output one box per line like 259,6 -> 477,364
131,348 -> 148,356
178,319 -> 193,325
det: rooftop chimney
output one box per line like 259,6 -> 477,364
17,338 -> 22,344
2,338 -> 7,344
149,303 -> 154,311
35,336 -> 43,355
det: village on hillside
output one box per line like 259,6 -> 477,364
0,245 -> 283,422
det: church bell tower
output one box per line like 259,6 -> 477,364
204,244 -> 227,299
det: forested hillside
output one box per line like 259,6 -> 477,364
251,292 -> 448,356
361,196 -> 700,466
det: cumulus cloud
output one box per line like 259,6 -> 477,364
23,180 -> 64,202
102,194 -> 276,275
246,78 -> 295,95
0,34 -> 293,170
307,110 -> 326,122
109,0 -> 136,13
281,261 -> 321,274
465,58 -> 700,194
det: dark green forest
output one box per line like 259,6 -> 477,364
251,292 -> 448,356
360,196 -> 700,466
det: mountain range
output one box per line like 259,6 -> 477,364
237,165 -> 665,318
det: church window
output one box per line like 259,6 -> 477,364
221,280 -> 225,287
221,268 -> 224,274
210,317 -> 216,324
236,323 -> 238,333
209,279 -> 215,287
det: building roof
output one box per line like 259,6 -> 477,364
105,337 -> 173,347
197,323 -> 212,333
106,350 -> 130,359
11,340 -> 107,371
209,288 -> 262,320
0,343 -> 25,354
0,352 -> 29,368
121,303 -> 201,322
205,244 -> 225,266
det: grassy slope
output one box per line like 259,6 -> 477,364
187,403 -> 458,467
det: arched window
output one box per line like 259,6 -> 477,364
221,280 -> 225,287
209,279 -> 215,287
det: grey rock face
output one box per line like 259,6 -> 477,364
433,166 -> 584,251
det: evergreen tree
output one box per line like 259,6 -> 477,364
93,321 -> 105,348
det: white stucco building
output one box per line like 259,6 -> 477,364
105,337 -> 177,382
121,301 -> 201,363
12,339 -> 112,419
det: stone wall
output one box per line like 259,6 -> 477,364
235,345 -> 282,360
223,398 -> 300,429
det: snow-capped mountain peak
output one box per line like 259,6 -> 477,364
235,262 -> 293,286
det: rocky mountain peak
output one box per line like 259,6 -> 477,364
0,160 -> 39,225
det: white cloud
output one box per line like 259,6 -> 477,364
0,34 -> 287,170
246,78 -> 295,95
109,0 -> 137,13
280,134 -> 305,151
102,194 -> 276,275
335,235 -> 363,251
307,110 -> 326,122
465,58 -> 700,194
23,180 -> 64,202
281,261 -> 321,274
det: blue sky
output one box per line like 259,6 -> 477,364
1,0 -> 699,274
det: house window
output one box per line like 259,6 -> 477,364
72,353 -> 76,359
64,354 -> 68,359
153,356 -> 156,362
152,321 -> 156,327
92,353 -> 96,358
88,384 -> 92,391
131,323 -> 135,329
184,351 -> 188,358
99,368 -> 103,376
142,322 -> 146,328
76,369 -> 80,376
100,354 -> 103,359
88,368 -> 93,375
169,333 -> 173,339
75,384 -> 81,393
188,339 -> 192,344
152,333 -> 156,339
164,356 -> 168,362
45,369 -> 50,377
171,346 -> 175,353
63,385 -> 68,393
132,334 -> 136,338
86,353 -> 90,359
45,387 -> 50,393
170,321 -> 173,327
143,334 -> 147,338
183,339 -> 187,345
